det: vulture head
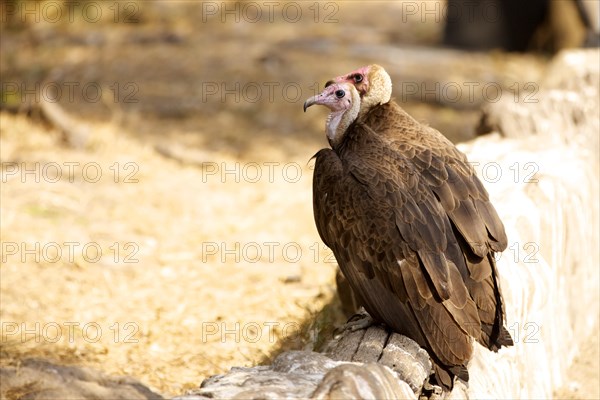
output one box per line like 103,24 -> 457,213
328,64 -> 392,116
304,82 -> 360,147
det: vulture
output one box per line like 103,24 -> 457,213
303,65 -> 513,390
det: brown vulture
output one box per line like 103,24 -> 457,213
303,65 -> 513,390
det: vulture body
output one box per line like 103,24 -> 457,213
304,65 -> 513,390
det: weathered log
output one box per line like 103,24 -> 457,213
176,49 -> 599,400
173,326 -> 422,400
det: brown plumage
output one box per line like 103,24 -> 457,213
305,65 -> 513,390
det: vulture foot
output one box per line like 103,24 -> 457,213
343,307 -> 375,332
420,376 -> 444,400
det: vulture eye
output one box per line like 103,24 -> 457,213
353,74 -> 363,83
335,90 -> 345,98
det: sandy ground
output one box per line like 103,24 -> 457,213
0,110 -> 343,396
1,1 -> 597,398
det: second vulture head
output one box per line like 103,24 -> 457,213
303,82 -> 360,147
328,64 -> 392,116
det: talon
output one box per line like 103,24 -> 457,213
344,307 -> 374,331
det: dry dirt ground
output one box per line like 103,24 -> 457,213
1,109 -> 340,397
0,1 -> 597,398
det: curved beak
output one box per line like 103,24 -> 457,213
304,80 -> 339,112
303,95 -> 319,112
304,85 -> 340,112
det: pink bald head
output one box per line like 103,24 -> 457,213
303,82 -> 361,146
326,65 -> 372,97
327,64 -> 392,115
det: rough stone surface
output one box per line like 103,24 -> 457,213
175,349 -> 417,400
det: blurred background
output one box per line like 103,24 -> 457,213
1,0 -> 598,398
